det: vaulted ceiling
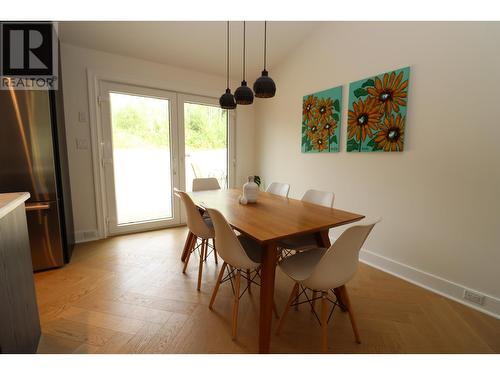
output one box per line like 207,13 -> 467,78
59,21 -> 322,81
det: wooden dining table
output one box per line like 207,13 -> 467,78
182,188 -> 365,353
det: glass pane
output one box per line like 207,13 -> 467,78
184,102 -> 228,191
110,92 -> 172,224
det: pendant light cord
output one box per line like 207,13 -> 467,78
226,21 -> 230,89
243,21 -> 246,81
264,21 -> 267,70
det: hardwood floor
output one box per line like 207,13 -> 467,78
34,227 -> 500,354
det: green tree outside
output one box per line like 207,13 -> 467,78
112,98 -> 227,151
184,103 -> 227,151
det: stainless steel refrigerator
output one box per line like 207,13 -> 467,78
0,75 -> 74,271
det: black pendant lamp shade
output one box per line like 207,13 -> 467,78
220,88 -> 236,109
234,21 -> 254,105
254,69 -> 276,98
220,21 -> 236,110
254,21 -> 276,98
234,80 -> 253,104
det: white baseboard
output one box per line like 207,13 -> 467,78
74,230 -> 99,244
359,248 -> 500,319
329,235 -> 500,319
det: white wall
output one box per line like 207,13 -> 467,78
254,22 -> 500,303
60,43 -> 255,241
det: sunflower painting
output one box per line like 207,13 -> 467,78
347,67 -> 410,152
301,86 -> 342,153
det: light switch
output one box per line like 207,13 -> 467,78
76,138 -> 89,150
78,111 -> 87,123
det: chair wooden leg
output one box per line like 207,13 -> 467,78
231,270 -> 241,340
204,238 -> 210,262
312,290 -> 318,312
182,235 -> 196,274
212,238 -> 218,264
209,262 -> 227,309
276,283 -> 299,335
246,269 -> 252,294
321,291 -> 329,353
181,231 -> 194,262
333,287 -> 347,312
197,239 -> 206,291
339,285 -> 361,344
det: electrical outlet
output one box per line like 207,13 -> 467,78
463,289 -> 485,306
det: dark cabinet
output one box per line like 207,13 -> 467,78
0,195 -> 41,353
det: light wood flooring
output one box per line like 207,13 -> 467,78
34,227 -> 500,354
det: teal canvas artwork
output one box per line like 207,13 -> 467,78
301,85 -> 342,153
346,67 -> 410,152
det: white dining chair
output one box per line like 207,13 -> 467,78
302,189 -> 335,207
192,177 -> 221,192
279,189 -> 335,252
206,208 -> 278,339
266,182 -> 290,198
276,218 -> 381,353
176,190 -> 217,291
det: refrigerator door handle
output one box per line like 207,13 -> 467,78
25,203 -> 51,211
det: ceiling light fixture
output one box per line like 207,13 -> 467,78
234,21 -> 254,105
219,21 -> 236,110
253,21 -> 276,98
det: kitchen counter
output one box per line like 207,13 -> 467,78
0,192 -> 30,219
0,192 -> 41,353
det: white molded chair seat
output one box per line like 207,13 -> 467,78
278,247 -> 326,281
192,177 -> 221,192
276,218 -> 381,353
207,208 -> 261,270
266,182 -> 290,198
302,189 -> 335,207
278,189 -> 335,252
280,218 -> 380,290
176,190 -> 214,239
175,189 -> 217,291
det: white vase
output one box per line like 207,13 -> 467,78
243,176 -> 259,203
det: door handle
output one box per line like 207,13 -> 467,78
25,203 -> 51,211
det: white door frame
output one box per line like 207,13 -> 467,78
99,80 -> 181,236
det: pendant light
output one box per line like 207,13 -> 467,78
234,21 -> 254,105
219,21 -> 236,110
253,21 -> 276,98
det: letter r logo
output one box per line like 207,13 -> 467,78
1,22 -> 54,76
9,29 -> 47,69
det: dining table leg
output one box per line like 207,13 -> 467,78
259,241 -> 278,354
314,229 -> 331,248
181,231 -> 194,262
